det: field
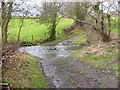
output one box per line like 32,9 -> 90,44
1,16 -> 118,44
2,17 -> 118,42
7,18 -> 74,41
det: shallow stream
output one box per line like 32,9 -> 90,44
19,45 -> 80,88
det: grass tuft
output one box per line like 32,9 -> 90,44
3,53 -> 48,88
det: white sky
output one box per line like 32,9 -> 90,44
0,0 -> 119,2
13,0 -> 119,2
0,0 -> 118,16
24,0 -> 119,15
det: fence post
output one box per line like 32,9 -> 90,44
32,35 -> 34,41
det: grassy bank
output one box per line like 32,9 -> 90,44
3,53 -> 48,88
71,34 -> 86,45
71,41 -> 118,72
8,18 -> 74,41
42,27 -> 84,46
69,20 -> 118,75
110,17 -> 118,34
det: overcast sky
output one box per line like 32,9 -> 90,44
13,0 -> 118,2
1,0 -> 118,16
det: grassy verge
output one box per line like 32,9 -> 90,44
71,41 -> 118,71
69,17 -> 118,70
71,34 -> 86,45
104,17 -> 118,34
42,27 -> 84,46
3,53 -> 48,88
111,17 -> 119,34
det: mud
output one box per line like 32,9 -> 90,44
19,44 -> 118,88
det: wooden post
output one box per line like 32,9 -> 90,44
32,35 -> 34,41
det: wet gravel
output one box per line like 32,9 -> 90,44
19,33 -> 118,88
39,56 -> 118,88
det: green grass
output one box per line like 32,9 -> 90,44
82,54 -> 116,68
7,18 -> 74,41
3,53 -> 48,88
108,17 -> 118,34
26,54 -> 48,88
112,28 -> 119,34
71,34 -> 86,45
71,45 -> 118,70
102,17 -> 118,34
42,27 -> 84,46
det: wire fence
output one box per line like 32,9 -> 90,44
7,18 -> 62,42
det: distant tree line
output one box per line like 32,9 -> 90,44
1,1 -> 119,44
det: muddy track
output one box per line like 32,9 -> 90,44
39,56 -> 118,88
58,33 -> 85,45
20,33 -> 118,88
38,33 -> 118,88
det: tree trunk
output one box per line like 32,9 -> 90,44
49,21 -> 56,41
75,3 -> 85,26
101,32 -> 111,42
2,20 -> 9,43
107,15 -> 111,37
1,2 -> 13,43
101,16 -> 104,31
49,28 -> 56,41
100,3 -> 105,33
48,13 -> 57,41
98,28 -> 111,42
18,18 -> 24,41
74,20 -> 84,26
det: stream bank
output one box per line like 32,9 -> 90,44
19,42 -> 118,88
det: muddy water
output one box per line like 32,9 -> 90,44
19,45 -> 80,88
19,45 -> 118,88
19,45 -> 79,58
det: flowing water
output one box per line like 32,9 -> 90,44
19,45 -> 80,88
19,45 -> 118,88
19,45 -> 80,58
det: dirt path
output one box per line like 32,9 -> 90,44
36,33 -> 118,88
58,33 -> 85,45
39,56 -> 118,88
20,33 -> 118,88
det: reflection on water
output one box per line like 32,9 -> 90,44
19,45 -> 80,88
19,45 -> 80,58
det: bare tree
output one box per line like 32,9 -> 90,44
74,2 -> 88,26
38,2 -> 62,41
1,1 -> 13,43
17,17 -> 24,41
7,1 -> 34,42
61,1 -> 118,43
61,2 -> 87,26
